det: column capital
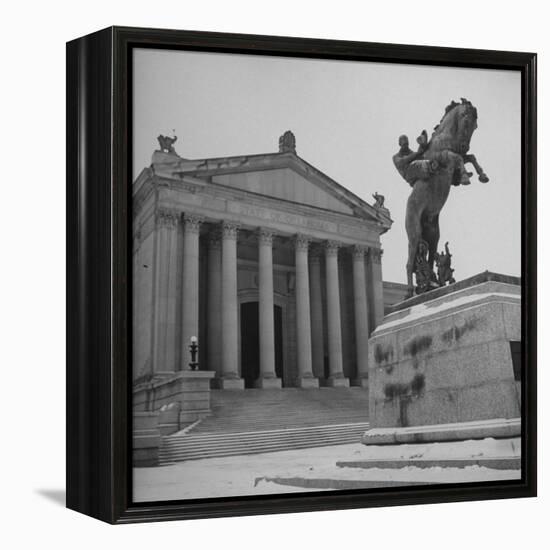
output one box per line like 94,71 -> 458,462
182,213 -> 204,233
155,208 -> 179,229
325,240 -> 341,257
257,227 -> 275,246
221,221 -> 240,240
309,246 -> 323,265
294,233 -> 311,251
208,229 -> 222,249
352,244 -> 369,260
369,247 -> 383,264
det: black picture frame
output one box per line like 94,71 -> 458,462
66,26 -> 537,524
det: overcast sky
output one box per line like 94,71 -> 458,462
133,48 -> 521,284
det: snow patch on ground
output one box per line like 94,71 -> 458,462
133,437 -> 520,502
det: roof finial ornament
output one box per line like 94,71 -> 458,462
278,130 -> 296,154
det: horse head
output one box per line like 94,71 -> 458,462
431,98 -> 478,155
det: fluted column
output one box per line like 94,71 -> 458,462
295,235 -> 319,388
152,208 -> 179,374
218,221 -> 244,389
324,240 -> 349,387
207,230 -> 222,376
368,248 -> 385,331
352,245 -> 370,387
180,214 -> 203,369
255,229 -> 281,388
309,248 -> 325,380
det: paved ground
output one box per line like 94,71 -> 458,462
133,437 -> 521,502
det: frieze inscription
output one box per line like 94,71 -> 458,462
228,202 -> 337,233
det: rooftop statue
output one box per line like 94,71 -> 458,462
157,134 -> 178,154
392,98 -> 489,296
372,192 -> 385,209
279,130 -> 296,154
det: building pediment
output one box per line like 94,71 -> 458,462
149,149 -> 392,231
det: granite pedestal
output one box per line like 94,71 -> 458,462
362,273 -> 521,444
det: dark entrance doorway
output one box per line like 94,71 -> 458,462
240,302 -> 283,388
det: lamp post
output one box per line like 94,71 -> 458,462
188,336 -> 199,371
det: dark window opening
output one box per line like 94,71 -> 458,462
510,341 -> 521,382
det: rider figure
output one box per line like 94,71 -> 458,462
392,131 -> 472,187
392,131 -> 432,187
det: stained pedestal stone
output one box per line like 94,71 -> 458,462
362,275 -> 521,444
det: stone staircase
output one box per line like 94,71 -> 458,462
159,388 -> 369,464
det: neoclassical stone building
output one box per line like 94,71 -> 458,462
133,132 -> 394,390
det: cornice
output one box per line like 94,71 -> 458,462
149,150 -> 393,230
159,174 -> 388,236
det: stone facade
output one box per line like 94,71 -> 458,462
133,139 -> 393,389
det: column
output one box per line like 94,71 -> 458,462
207,230 -> 222,376
180,214 -> 203,370
218,221 -> 244,389
352,245 -> 370,387
295,235 -> 319,388
255,228 -> 282,388
324,240 -> 349,387
151,208 -> 179,374
309,248 -> 324,379
368,247 -> 385,331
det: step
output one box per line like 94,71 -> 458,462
161,434 -> 366,455
161,435 -> 365,457
159,422 -> 369,464
159,437 -> 365,463
160,425 -> 368,443
165,421 -> 369,441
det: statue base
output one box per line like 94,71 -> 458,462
363,272 -> 521,443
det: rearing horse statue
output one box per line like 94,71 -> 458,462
393,99 -> 489,296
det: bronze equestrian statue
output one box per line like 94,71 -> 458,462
392,98 -> 489,296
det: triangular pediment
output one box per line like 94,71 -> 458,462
157,151 -> 390,227
213,166 -> 356,215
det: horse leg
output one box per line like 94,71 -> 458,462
423,215 -> 440,276
463,153 -> 489,183
433,151 -> 471,186
406,240 -> 417,298
405,207 -> 422,298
